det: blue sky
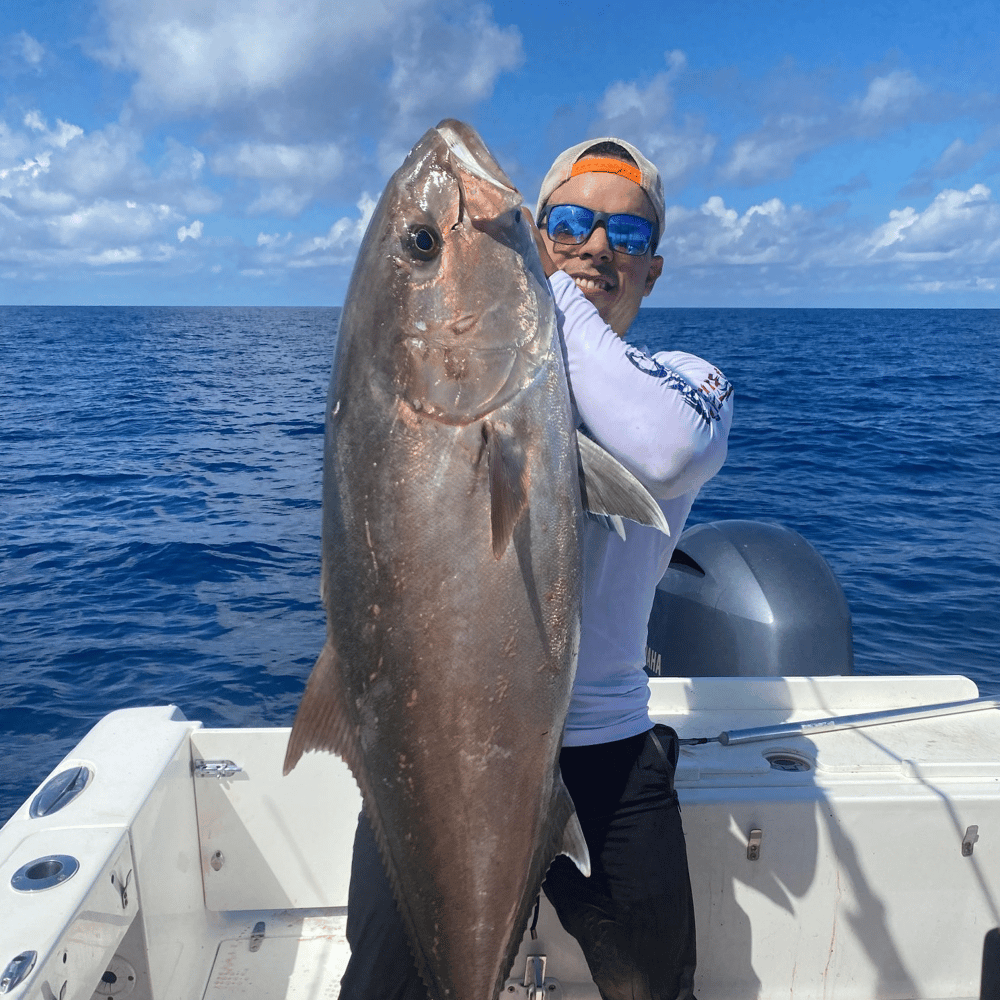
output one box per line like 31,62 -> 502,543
2,0 -> 998,307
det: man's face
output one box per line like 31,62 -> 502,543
541,170 -> 664,336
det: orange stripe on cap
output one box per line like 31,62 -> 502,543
570,156 -> 642,186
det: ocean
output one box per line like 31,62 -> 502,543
2,306 -> 998,824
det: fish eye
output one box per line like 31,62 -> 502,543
406,226 -> 441,262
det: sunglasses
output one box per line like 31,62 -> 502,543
539,204 -> 656,256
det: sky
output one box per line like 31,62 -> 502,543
1,0 -> 999,308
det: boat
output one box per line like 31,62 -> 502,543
3,521 -> 999,1000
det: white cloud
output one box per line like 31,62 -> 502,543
257,232 -> 292,247
21,112 -> 83,149
95,0 -> 426,112
94,0 -> 521,158
586,62 -> 936,193
855,71 -> 925,120
46,200 -> 177,247
865,184 -> 1000,260
937,138 -> 979,175
16,32 -> 45,68
903,125 -> 1000,194
85,246 -> 145,266
50,125 -> 147,197
211,142 -> 344,182
245,187 -> 313,216
0,150 -> 54,199
659,183 -> 1000,269
0,119 -> 30,161
159,139 -> 207,182
588,51 -> 716,190
0,113 -> 216,276
647,183 -> 1000,303
907,276 -> 997,294
226,193 -> 378,281
0,2 -> 523,289
291,193 -> 378,266
722,121 -> 817,185
92,0 -> 522,222
388,3 -> 522,108
376,4 -> 523,173
211,141 -> 346,217
177,220 -> 203,242
4,177 -> 75,214
650,185 -> 1000,306
659,194 -> 808,266
720,70 -> 938,186
0,114 -> 220,220
866,207 -> 918,253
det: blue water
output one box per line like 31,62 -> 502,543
2,306 -> 998,824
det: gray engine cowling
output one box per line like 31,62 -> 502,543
645,520 -> 853,678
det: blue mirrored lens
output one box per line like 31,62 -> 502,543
608,216 -> 653,255
544,205 -> 653,255
547,205 -> 595,243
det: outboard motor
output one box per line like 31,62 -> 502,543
645,520 -> 853,678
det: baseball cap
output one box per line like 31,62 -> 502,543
535,137 -> 665,248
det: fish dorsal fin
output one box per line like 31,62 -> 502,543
551,777 -> 591,877
484,420 -> 528,560
283,642 -> 361,776
577,432 -> 670,538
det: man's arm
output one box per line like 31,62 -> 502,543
548,269 -> 734,500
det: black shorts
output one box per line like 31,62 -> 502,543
545,724 -> 697,1000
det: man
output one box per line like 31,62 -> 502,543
339,137 -> 733,1000
527,138 -> 733,1000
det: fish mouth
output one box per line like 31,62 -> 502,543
433,119 -> 523,227
435,119 -> 518,195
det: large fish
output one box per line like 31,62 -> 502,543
284,120 -> 666,1000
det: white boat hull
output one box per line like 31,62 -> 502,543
2,675 -> 998,1000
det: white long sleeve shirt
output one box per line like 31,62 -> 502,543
549,270 -> 734,746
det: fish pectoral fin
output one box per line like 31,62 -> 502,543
560,809 -> 592,877
484,420 -> 528,560
283,642 -> 360,776
577,432 -> 670,537
552,778 -> 592,877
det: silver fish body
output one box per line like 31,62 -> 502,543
285,120 -> 590,1000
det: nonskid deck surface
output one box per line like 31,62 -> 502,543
201,910 -> 350,1000
2,676 -> 998,1000
196,904 -> 605,1000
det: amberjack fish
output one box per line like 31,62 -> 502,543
284,119 -> 667,1000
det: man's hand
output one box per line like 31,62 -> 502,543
521,207 -> 557,278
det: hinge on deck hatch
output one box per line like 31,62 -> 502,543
249,922 -> 266,953
962,825 -> 979,857
503,955 -> 560,1000
192,759 -> 243,779
747,829 -> 763,861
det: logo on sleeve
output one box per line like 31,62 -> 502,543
624,346 -> 732,424
624,345 -> 671,378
